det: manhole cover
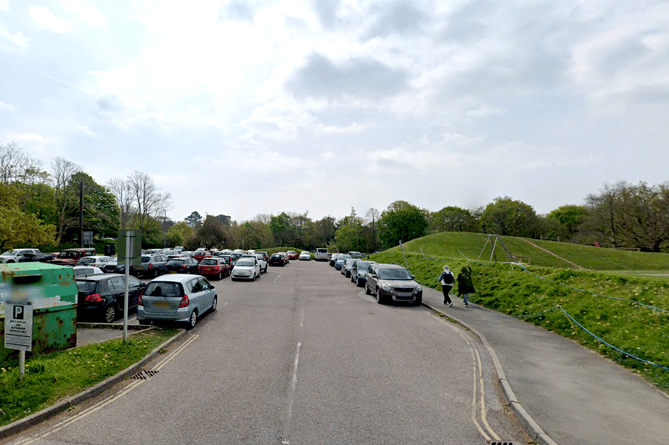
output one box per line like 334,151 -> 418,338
130,369 -> 159,380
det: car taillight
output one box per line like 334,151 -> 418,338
181,264 -> 187,269
85,293 -> 103,303
178,295 -> 189,308
138,294 -> 143,306
148,263 -> 153,269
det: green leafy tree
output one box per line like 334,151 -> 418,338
429,206 -> 478,233
545,205 -> 588,241
377,200 -> 429,249
167,222 -> 194,247
238,220 -> 273,249
480,197 -> 540,238
0,184 -> 55,250
185,211 -> 203,228
335,212 -> 365,252
193,215 -> 229,249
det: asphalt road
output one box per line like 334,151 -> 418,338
5,260 -> 530,444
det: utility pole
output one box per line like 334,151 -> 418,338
79,181 -> 84,248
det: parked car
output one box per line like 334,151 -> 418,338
73,266 -> 104,278
252,253 -> 268,273
314,248 -> 329,261
198,257 -> 231,280
329,253 -> 340,267
76,274 -> 146,323
256,251 -> 269,262
76,255 -> 112,268
193,248 -> 211,262
137,274 -> 217,330
365,263 -> 423,305
268,252 -> 288,267
334,254 -> 351,271
286,250 -> 299,260
351,260 -> 375,287
17,251 -> 55,263
342,258 -> 358,277
133,254 -> 169,278
231,256 -> 261,281
299,251 -> 311,261
0,248 -> 42,263
165,257 -> 199,274
348,251 -> 363,259
50,248 -> 96,266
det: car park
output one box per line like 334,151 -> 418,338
351,260 -> 375,287
334,254 -> 351,271
314,248 -> 329,261
268,252 -> 288,267
231,256 -> 261,281
0,248 -> 42,263
198,257 -> 231,280
299,251 -> 311,261
76,274 -> 146,323
365,263 -> 423,305
166,257 -> 199,274
137,274 -> 217,330
133,254 -> 169,278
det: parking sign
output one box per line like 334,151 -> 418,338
4,302 -> 33,351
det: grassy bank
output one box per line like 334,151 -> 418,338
0,328 -> 178,427
369,248 -> 669,393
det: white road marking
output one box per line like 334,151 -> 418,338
273,273 -> 282,283
281,342 -> 302,444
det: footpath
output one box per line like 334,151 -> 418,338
421,286 -> 669,445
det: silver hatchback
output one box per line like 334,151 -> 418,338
137,274 -> 217,329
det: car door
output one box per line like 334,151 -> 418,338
108,276 -> 126,310
126,275 -> 145,309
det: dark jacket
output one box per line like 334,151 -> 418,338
457,267 -> 476,295
438,271 -> 454,286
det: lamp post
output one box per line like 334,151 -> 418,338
163,210 -> 167,248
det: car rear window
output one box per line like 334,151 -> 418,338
200,259 -> 217,265
75,280 -> 97,293
144,282 -> 182,297
168,259 -> 184,265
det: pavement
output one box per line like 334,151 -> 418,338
4,289 -> 669,444
421,286 -> 669,445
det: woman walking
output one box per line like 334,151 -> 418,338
457,266 -> 476,307
438,265 -> 455,306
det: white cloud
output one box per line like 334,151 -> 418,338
75,125 -> 96,137
0,100 -> 15,111
61,0 -> 108,28
0,22 -> 29,52
0,0 -> 9,12
30,7 -> 75,34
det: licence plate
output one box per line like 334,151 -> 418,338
153,301 -> 170,308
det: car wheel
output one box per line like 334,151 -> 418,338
104,305 -> 117,323
138,319 -> 151,326
217,271 -> 222,280
186,310 -> 198,330
414,296 -> 422,306
252,272 -> 257,281
375,288 -> 383,304
153,269 -> 159,278
211,296 -> 218,312
365,284 -> 371,295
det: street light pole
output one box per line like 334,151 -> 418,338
163,210 -> 167,248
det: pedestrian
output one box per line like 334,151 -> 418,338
438,265 -> 455,306
457,266 -> 476,307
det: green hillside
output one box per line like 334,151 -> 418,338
398,232 -> 669,272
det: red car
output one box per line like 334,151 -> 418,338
193,248 -> 211,262
198,257 -> 231,280
286,250 -> 299,260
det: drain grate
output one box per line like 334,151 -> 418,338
130,369 -> 159,380
487,441 -> 514,445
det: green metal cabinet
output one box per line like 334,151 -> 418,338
1,263 -> 78,362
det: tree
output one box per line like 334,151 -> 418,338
480,197 -> 540,238
364,208 -> 380,252
0,141 -> 44,185
108,178 -> 134,230
335,212 -> 365,252
70,172 -> 120,240
52,157 -> 82,245
310,216 -> 337,249
193,215 -> 229,249
377,200 -> 429,249
166,221 -> 194,247
269,212 -> 295,246
185,211 -> 203,228
545,205 -> 588,241
238,220 -> 273,249
429,206 -> 478,233
127,171 -> 171,241
0,184 -> 55,250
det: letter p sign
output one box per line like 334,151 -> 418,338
13,305 -> 24,320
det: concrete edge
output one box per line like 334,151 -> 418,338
424,301 -> 559,445
0,329 -> 187,439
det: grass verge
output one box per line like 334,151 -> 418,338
0,328 -> 178,427
370,249 -> 669,394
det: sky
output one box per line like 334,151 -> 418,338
1,0 -> 668,224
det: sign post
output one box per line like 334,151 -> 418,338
117,230 -> 141,342
4,302 -> 33,380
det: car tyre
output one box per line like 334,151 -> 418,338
104,305 -> 117,323
138,319 -> 151,326
211,296 -> 218,312
375,288 -> 384,304
217,271 -> 222,280
186,310 -> 198,330
365,284 -> 371,295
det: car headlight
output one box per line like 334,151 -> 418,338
381,284 -> 392,292
415,285 -> 422,293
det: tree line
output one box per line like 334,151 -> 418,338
2,142 -> 668,253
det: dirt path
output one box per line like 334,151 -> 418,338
523,239 -> 586,269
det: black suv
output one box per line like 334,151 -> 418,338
75,274 -> 146,323
365,263 -> 423,305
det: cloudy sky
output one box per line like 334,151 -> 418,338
1,0 -> 668,223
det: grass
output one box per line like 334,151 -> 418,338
0,328 -> 178,427
370,236 -> 669,394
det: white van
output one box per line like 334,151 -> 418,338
314,248 -> 329,261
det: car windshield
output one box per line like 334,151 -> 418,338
144,282 -> 182,297
338,255 -> 351,261
75,281 -> 97,293
378,268 -> 412,280
200,259 -> 217,265
356,261 -> 373,269
236,260 -> 254,267
140,256 -> 150,262
78,258 -> 94,264
1,251 -> 13,256
168,259 -> 184,265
